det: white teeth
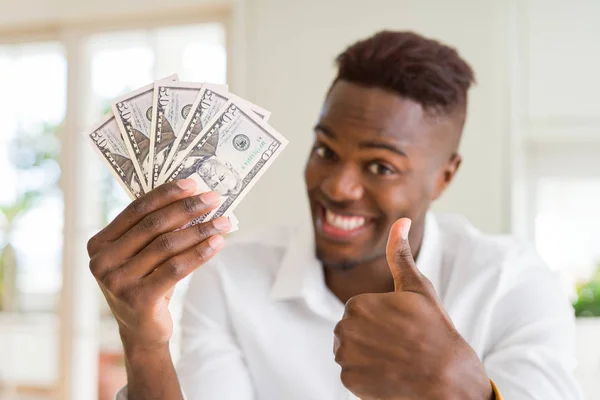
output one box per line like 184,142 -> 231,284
325,208 -> 366,231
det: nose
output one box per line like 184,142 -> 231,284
321,164 -> 363,202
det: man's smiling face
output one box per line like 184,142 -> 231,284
304,80 -> 462,270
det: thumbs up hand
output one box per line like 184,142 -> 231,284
333,219 -> 493,400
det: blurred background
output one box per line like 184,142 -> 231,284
0,0 -> 598,399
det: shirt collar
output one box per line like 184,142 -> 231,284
270,223 -> 322,300
270,213 -> 443,301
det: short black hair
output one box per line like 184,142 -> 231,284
334,30 -> 475,117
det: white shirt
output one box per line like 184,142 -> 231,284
117,213 -> 583,400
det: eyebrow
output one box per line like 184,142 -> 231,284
314,123 -> 408,158
314,124 -> 336,139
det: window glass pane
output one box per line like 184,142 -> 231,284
535,178 -> 600,295
88,30 -> 155,115
155,23 -> 227,83
0,42 -> 66,312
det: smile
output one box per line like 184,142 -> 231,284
325,208 -> 366,230
317,203 -> 373,241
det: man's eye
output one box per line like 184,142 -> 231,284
367,163 -> 395,176
314,144 -> 336,160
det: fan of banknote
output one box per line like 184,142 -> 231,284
86,74 -> 288,231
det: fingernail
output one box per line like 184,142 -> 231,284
177,178 -> 196,192
213,216 -> 231,232
200,191 -> 220,205
208,235 -> 224,250
401,219 -> 412,240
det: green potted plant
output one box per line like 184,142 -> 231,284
573,263 -> 600,317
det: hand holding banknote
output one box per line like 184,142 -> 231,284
84,76 -> 287,398
87,180 -> 230,351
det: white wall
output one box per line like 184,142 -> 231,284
238,0 -> 512,233
526,0 -> 600,121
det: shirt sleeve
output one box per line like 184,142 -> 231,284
482,247 -> 584,400
175,258 -> 256,400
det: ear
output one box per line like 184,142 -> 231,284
432,153 -> 461,201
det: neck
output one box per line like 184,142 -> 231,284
324,222 -> 425,304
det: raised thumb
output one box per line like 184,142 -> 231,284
386,218 -> 425,293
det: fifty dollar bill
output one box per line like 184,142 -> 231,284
86,112 -> 240,231
112,74 -> 178,191
86,112 -> 145,200
149,82 -> 227,189
163,100 -> 288,224
159,85 -> 271,182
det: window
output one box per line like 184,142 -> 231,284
522,128 -> 600,298
0,19 -> 228,398
535,177 -> 600,295
0,40 -> 66,397
0,42 -> 66,313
